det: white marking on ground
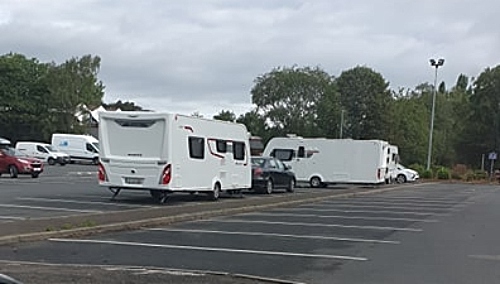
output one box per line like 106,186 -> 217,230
287,207 -> 450,216
247,212 -> 438,222
354,197 -> 474,204
204,219 -> 423,232
320,200 -> 467,208
17,197 -> 153,208
49,238 -> 367,261
147,228 -> 400,244
0,203 -> 102,213
303,203 -> 458,212
0,215 -> 26,220
468,255 -> 500,261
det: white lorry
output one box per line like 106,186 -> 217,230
97,111 -> 252,202
15,141 -> 71,165
263,136 -> 391,187
51,134 -> 100,164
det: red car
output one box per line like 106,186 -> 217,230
0,147 -> 44,178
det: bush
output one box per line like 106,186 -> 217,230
465,171 -> 475,181
421,169 -> 433,179
436,167 -> 450,179
474,170 -> 487,180
452,164 -> 468,177
450,171 -> 462,180
409,163 -> 425,175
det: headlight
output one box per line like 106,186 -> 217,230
18,159 -> 30,164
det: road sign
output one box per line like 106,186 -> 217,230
489,152 -> 497,160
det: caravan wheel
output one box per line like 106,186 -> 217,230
150,190 -> 168,203
208,183 -> 221,201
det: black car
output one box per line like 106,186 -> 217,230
251,156 -> 295,194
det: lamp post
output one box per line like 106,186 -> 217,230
339,109 -> 345,138
426,58 -> 445,170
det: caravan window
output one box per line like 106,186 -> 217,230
272,149 -> 294,161
233,141 -> 245,161
115,119 -> 157,128
188,137 -> 205,159
216,140 -> 227,153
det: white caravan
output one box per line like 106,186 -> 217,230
51,134 -> 100,164
263,137 -> 390,187
15,142 -> 71,165
97,111 -> 252,202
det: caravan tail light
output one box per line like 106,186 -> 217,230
161,164 -> 172,185
98,163 -> 107,182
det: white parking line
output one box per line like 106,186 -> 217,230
17,197 -> 153,208
321,200 -> 467,208
351,197 -> 474,205
49,238 -> 368,261
374,196 -> 472,202
287,207 -> 450,216
205,219 -> 423,232
0,204 -> 102,213
303,204 -> 458,212
147,228 -> 400,244
247,212 -> 438,222
0,216 -> 25,220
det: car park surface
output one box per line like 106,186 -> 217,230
1,169 -> 500,283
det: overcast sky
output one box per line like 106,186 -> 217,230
1,0 -> 499,117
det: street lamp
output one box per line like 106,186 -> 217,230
426,58 -> 445,170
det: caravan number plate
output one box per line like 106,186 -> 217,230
125,177 -> 143,184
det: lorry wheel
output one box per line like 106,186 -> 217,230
396,174 -> 407,184
310,176 -> 322,188
31,173 -> 39,178
208,183 -> 221,201
8,165 -> 18,178
286,179 -> 295,193
47,158 -> 56,165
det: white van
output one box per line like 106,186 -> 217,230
51,134 -> 99,164
15,142 -> 71,165
263,137 -> 389,187
97,111 -> 252,202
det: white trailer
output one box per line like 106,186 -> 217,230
98,111 -> 251,202
263,137 -> 390,187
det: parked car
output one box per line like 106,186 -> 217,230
251,156 -> 296,194
395,164 -> 419,183
0,148 -> 44,178
16,141 -> 71,165
0,137 -> 11,149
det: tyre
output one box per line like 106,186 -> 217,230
150,190 -> 168,203
8,165 -> 18,178
396,174 -> 407,184
310,176 -> 322,188
286,179 -> 295,193
265,179 -> 273,194
32,173 -> 39,178
47,158 -> 56,166
209,183 -> 221,201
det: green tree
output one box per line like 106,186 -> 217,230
460,65 -> 500,166
251,66 -> 337,137
337,66 -> 392,139
236,110 -> 271,142
213,110 -> 236,122
45,55 -> 104,134
103,100 -> 144,111
0,53 -> 51,142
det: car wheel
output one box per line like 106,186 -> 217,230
31,173 -> 39,178
47,158 -> 56,165
310,176 -> 322,188
209,182 -> 221,201
396,174 -> 407,184
286,179 -> 295,193
265,179 -> 273,194
8,165 -> 18,178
